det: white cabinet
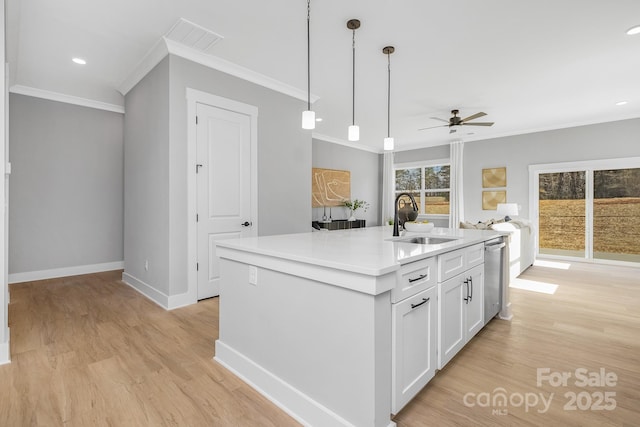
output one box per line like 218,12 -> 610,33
391,256 -> 437,303
437,243 -> 485,370
391,285 -> 437,414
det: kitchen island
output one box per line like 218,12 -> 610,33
214,226 -> 504,427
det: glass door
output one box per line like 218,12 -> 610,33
532,159 -> 640,265
593,168 -> 640,263
538,171 -> 587,258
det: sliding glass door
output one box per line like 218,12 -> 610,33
531,158 -> 640,265
593,168 -> 640,262
538,171 -> 586,258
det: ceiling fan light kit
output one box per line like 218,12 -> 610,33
301,0 -> 315,130
419,109 -> 495,134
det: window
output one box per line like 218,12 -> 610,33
395,162 -> 450,215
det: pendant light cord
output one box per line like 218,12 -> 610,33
307,0 -> 311,111
352,29 -> 356,126
387,52 -> 391,138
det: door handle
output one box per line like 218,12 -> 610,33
241,221 -> 252,227
463,279 -> 469,303
469,276 -> 473,301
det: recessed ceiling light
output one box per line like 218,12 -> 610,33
615,101 -> 628,106
626,25 -> 640,35
72,57 -> 87,65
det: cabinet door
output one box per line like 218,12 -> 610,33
464,264 -> 484,340
392,286 -> 437,414
438,276 -> 465,369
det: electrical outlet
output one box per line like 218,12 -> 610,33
144,259 -> 149,271
249,266 -> 258,285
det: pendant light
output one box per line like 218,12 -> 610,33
301,0 -> 315,129
383,46 -> 395,151
347,19 -> 361,141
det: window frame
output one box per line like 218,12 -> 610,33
394,158 -> 451,222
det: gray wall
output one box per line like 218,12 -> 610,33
9,94 -> 124,274
464,118 -> 640,222
394,144 -> 450,164
312,140 -> 381,226
124,54 -> 311,298
123,57 -> 171,294
168,55 -> 311,295
392,118 -> 640,225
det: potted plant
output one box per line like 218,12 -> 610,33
343,199 -> 370,221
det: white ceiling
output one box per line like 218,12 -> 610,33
7,0 -> 640,152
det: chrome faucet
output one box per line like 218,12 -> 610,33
393,192 -> 419,237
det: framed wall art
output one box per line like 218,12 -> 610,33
482,190 -> 507,210
311,168 -> 351,207
482,167 -> 507,188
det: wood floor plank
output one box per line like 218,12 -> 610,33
1,263 -> 638,426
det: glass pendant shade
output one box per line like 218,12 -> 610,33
384,137 -> 394,151
348,125 -> 360,141
302,110 -> 316,129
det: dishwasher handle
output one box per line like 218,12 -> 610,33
485,242 -> 506,252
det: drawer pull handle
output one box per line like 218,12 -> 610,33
408,273 -> 428,283
411,297 -> 430,309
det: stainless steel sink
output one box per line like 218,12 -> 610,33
395,236 -> 459,245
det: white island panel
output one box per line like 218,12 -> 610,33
215,258 -> 394,427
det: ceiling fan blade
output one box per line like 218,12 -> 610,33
429,117 -> 449,123
460,112 -> 487,122
418,124 -> 448,131
461,121 -> 494,127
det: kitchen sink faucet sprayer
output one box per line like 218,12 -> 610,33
393,193 -> 419,237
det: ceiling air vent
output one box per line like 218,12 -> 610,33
165,18 -> 224,54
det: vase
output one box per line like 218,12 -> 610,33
348,210 -> 356,221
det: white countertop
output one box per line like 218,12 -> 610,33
216,226 -> 501,277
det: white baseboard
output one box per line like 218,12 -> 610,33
121,272 -> 196,311
121,272 -> 169,309
215,340 -> 372,427
0,337 -> 10,365
8,261 -> 125,284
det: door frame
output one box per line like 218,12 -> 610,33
528,156 -> 640,266
186,88 -> 258,304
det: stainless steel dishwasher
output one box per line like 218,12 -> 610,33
484,237 -> 506,324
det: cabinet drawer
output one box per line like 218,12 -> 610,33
438,243 -> 484,282
392,257 -> 437,303
465,243 -> 485,270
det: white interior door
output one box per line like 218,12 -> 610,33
196,102 -> 253,300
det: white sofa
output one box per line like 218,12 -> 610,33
460,219 -> 535,279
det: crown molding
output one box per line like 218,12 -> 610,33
164,38 -> 319,103
117,36 -> 319,104
312,133 -> 381,154
117,38 -> 169,96
9,85 -> 125,114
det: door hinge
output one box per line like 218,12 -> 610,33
196,214 -> 199,222
197,263 -> 199,271
195,116 -> 198,125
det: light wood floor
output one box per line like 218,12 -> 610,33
2,262 -> 639,426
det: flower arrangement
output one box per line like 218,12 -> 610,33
343,199 -> 369,221
343,199 -> 369,213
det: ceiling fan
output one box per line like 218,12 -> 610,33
419,109 -> 494,134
